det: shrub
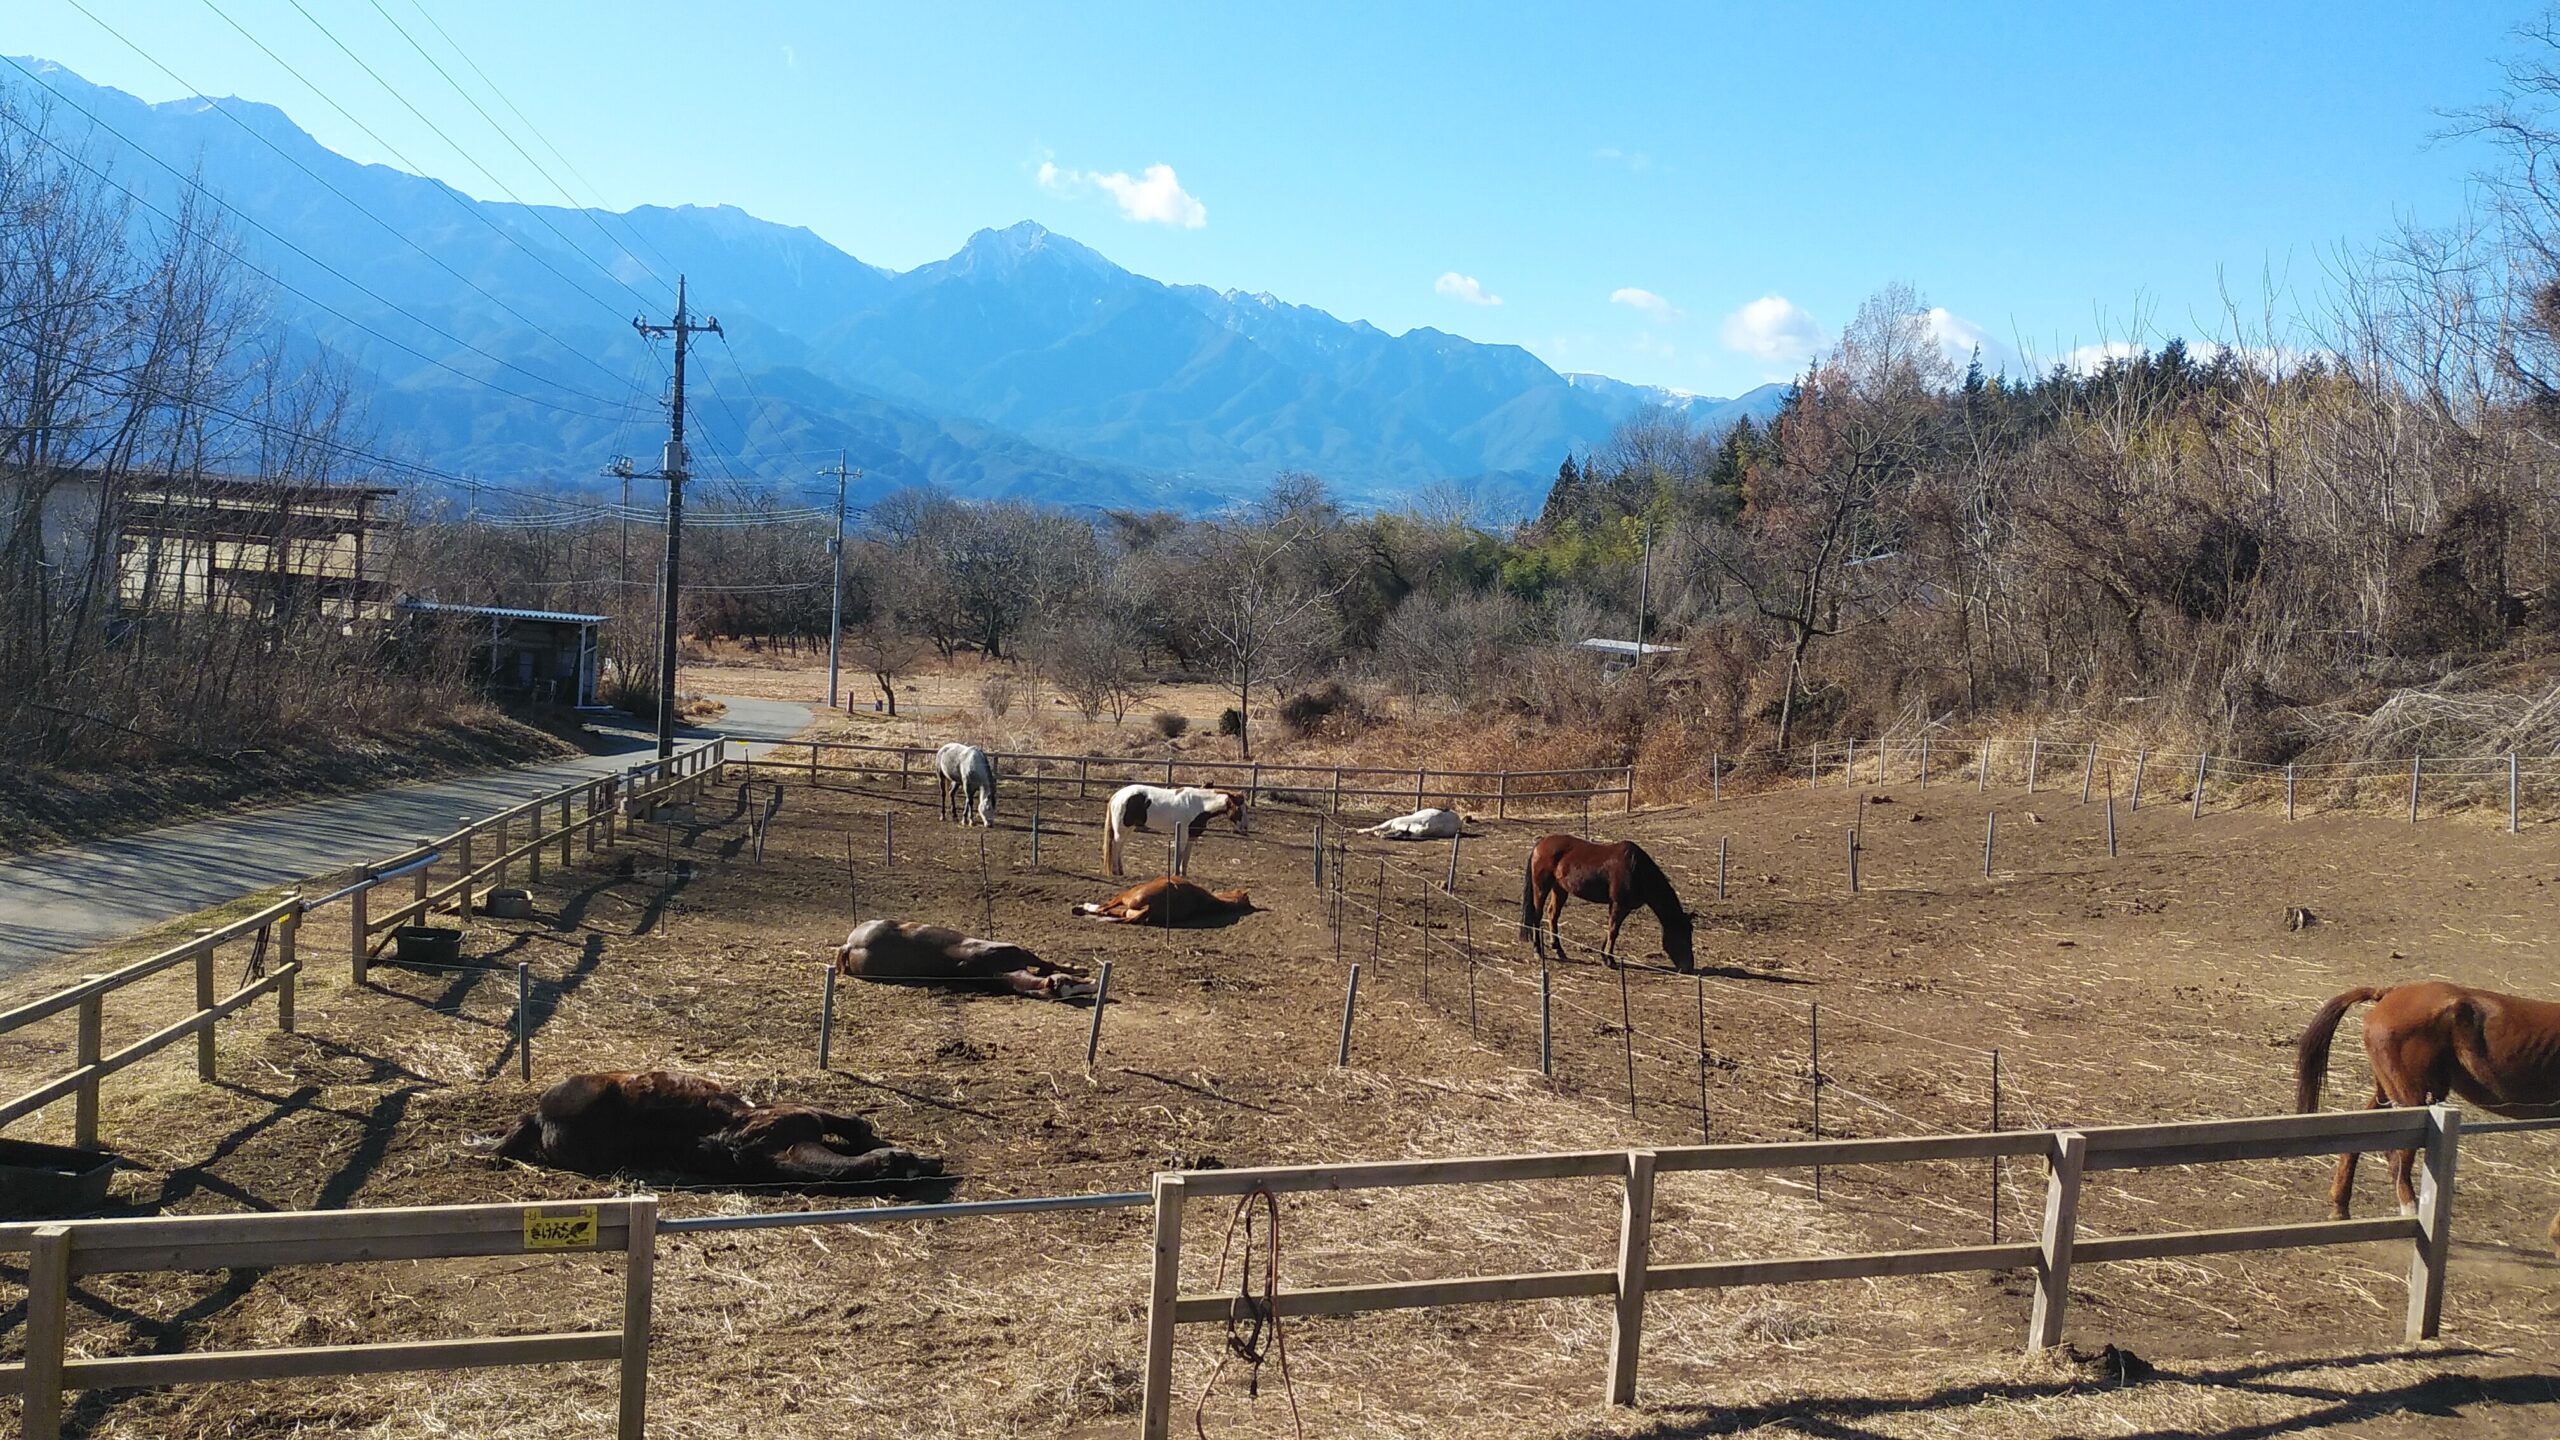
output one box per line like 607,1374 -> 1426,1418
1151,711 -> 1189,739
979,672 -> 1018,718
1279,680 -> 1365,738
1217,707 -> 1244,737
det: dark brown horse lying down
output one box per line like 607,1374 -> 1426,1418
495,1070 -> 943,1187
1073,875 -> 1256,925
833,919 -> 1097,999
2298,980 -> 2560,1241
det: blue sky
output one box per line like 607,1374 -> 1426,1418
8,1 -> 2530,398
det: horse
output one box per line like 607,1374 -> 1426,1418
1518,834 -> 1696,972
833,919 -> 1096,1000
1074,875 -> 1257,925
2297,980 -> 2560,1242
934,742 -> 996,827
1103,784 -> 1246,877
493,1070 -> 945,1190
1362,807 -> 1462,840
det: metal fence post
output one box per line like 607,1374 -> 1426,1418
1540,968 -> 1554,1078
1717,838 -> 1729,900
1336,963 -> 1362,1067
2286,763 -> 2296,821
2130,750 -> 2146,811
2026,736 -> 2040,794
2191,753 -> 2206,819
1982,812 -> 1995,878
2080,744 -> 2095,804
2512,751 -> 2521,834
1085,961 -> 1115,1069
818,965 -> 838,1070
2410,753 -> 2422,823
516,962 -> 534,1081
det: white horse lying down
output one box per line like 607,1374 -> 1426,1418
934,743 -> 995,827
1362,807 -> 1462,840
1103,784 -> 1245,876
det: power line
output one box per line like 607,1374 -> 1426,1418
358,0 -> 674,306
256,0 -> 659,318
50,0 -> 638,396
0,94 -> 646,424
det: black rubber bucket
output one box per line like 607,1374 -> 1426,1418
0,1137 -> 116,1216
393,926 -> 464,966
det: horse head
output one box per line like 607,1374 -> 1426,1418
1220,790 -> 1250,834
1662,907 -> 1698,973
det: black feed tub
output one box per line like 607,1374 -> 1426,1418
393,926 -> 464,967
0,1136 -> 116,1217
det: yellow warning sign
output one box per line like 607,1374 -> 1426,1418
523,1205 -> 599,1251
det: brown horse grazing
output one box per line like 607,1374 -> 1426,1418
1072,875 -> 1257,925
1519,834 -> 1696,972
2297,981 -> 2560,1235
834,920 -> 1097,1000
494,1070 -> 944,1189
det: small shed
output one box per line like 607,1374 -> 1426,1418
397,600 -> 607,708
1573,637 -> 1682,677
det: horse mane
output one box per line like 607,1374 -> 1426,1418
1623,842 -> 1687,922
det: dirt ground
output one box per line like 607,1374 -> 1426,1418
3,752 -> 2559,1438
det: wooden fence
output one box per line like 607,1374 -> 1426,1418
1137,1105 -> 2464,1437
740,739 -> 1633,817
0,1198 -> 656,1440
0,897 -> 303,1149
341,740 -> 726,983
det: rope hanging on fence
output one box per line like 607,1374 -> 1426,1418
236,926 -> 270,989
1194,1185 -> 1301,1440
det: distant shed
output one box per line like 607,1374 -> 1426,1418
396,600 -> 607,708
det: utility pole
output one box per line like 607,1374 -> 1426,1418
1633,517 -> 1653,676
631,275 -> 720,758
820,450 -> 862,712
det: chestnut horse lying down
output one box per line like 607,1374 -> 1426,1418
495,1070 -> 944,1187
834,918 -> 1097,1000
2298,980 -> 2560,1239
1362,807 -> 1462,840
1073,875 -> 1257,925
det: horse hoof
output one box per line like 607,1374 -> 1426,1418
2329,1205 -> 2351,1222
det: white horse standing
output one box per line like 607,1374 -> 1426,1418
1362,806 -> 1463,840
1103,784 -> 1245,876
934,743 -> 996,826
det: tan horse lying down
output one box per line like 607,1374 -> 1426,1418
2298,980 -> 2560,1245
1073,875 -> 1257,925
494,1070 -> 943,1188
833,918 -> 1097,999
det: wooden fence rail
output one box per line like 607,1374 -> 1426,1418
1138,1105 -> 2458,1436
741,739 -> 1635,817
0,897 -> 303,1149
0,1198 -> 656,1440
341,740 -> 725,982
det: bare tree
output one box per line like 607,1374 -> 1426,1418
1197,522 -> 1343,758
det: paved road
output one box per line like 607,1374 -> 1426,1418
0,697 -> 814,975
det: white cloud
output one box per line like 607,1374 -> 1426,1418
1720,294 -> 1822,365
782,43 -> 797,69
1035,160 -> 1206,228
1594,145 -> 1655,172
2061,340 -> 2144,373
1435,271 -> 1502,306
1610,287 -> 1680,321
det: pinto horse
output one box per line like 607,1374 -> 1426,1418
934,743 -> 996,827
1103,784 -> 1245,876
2298,980 -> 2560,1240
1518,834 -> 1696,972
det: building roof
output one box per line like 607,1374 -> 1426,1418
1574,637 -> 1682,657
397,599 -> 609,625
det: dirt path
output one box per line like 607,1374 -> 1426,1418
0,696 -> 812,974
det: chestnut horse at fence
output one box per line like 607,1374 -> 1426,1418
2296,979 -> 2560,1241
1518,834 -> 1696,972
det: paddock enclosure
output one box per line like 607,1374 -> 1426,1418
3,749 -> 2560,1437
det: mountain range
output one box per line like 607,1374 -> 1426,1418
7,58 -> 1787,515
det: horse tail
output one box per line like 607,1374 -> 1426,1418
2296,985 -> 2391,1113
1518,848 -> 1539,944
1103,794 -> 1123,875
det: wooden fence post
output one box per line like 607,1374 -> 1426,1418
1414,769 -> 1426,809
1604,1150 -> 1658,1406
1445,832 -> 1461,893
457,819 -> 476,920
1336,963 -> 1362,1067
74,986 -> 102,1149
194,931 -> 217,1081
350,873 -> 370,980
23,1223 -> 71,1440
1711,752 -> 1723,802
2026,736 -> 2040,794
1331,767 -> 1344,815
2027,1131 -> 2086,1350
1978,740 -> 1990,793
2406,1105 -> 2460,1341
1623,764 -> 1635,815
277,905 -> 299,1034
1919,737 -> 1930,786
1085,961 -> 1115,1070
1496,770 -> 1509,819
1844,739 -> 1855,788
560,789 -> 575,868
818,965 -> 838,1070
1140,1174 -> 1188,1440
495,808 -> 513,889
619,1195 -> 658,1440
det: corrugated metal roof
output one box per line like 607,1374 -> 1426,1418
397,599 -> 609,625
1574,637 -> 1682,657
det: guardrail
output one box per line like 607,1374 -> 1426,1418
0,898 -> 304,1148
0,1198 -> 656,1440
339,740 -> 725,983
1136,1105 -> 2462,1436
742,739 -> 1634,817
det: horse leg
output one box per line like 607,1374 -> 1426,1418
1546,892 -> 1566,961
2330,1080 -> 2387,1219
1602,901 -> 1628,970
